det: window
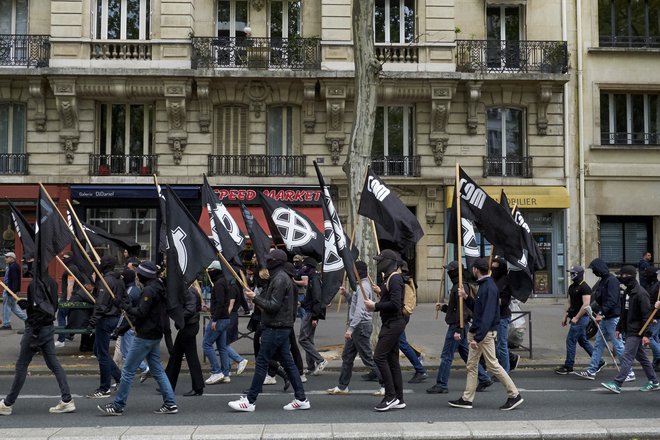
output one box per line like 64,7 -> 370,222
486,107 -> 528,177
374,0 -> 415,44
486,6 -> 522,69
95,0 -> 150,40
88,207 -> 156,260
598,0 -> 660,48
599,216 -> 652,266
600,92 -> 660,145
217,0 -> 249,38
267,106 -> 300,156
0,103 -> 26,155
215,105 -> 248,156
372,106 -> 416,176
0,0 -> 27,34
270,0 -> 300,39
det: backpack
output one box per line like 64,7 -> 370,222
387,273 -> 417,316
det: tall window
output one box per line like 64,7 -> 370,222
372,106 -> 415,176
267,106 -> 300,156
0,0 -> 27,34
598,0 -> 660,48
95,0 -> 150,40
270,0 -> 300,39
486,6 -> 522,69
215,106 -> 248,156
98,103 -> 154,156
486,107 -> 526,176
600,92 -> 660,145
217,0 -> 249,38
0,103 -> 26,155
374,0 -> 415,44
599,216 -> 652,266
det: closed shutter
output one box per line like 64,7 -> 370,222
215,106 -> 247,156
600,222 -> 623,265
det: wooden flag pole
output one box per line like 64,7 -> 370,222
0,280 -> 21,302
455,164 -> 464,329
66,200 -> 101,263
639,289 -> 660,336
435,244 -> 449,320
55,256 -> 96,304
217,252 -> 250,291
370,220 -> 381,254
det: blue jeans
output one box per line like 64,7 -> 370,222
247,327 -> 305,404
587,316 -> 624,373
93,316 -> 122,391
497,317 -> 510,372
649,320 -> 660,362
2,292 -> 27,326
399,330 -> 425,374
120,329 -> 148,372
114,336 -> 176,410
56,299 -> 70,343
435,325 -> 490,388
203,319 -> 232,376
563,315 -> 593,368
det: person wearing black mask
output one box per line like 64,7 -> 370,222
491,257 -> 513,373
298,257 -> 327,376
601,265 -> 659,393
364,249 -> 407,412
555,265 -> 594,375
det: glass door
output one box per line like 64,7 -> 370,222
486,6 -> 521,70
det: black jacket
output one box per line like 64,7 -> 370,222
26,276 -> 58,329
209,271 -> 232,321
253,266 -> 296,328
90,270 -> 128,326
128,277 -> 167,340
301,271 -> 325,320
617,281 -> 652,337
375,272 -> 404,324
589,259 -> 621,318
183,285 -> 202,326
444,273 -> 471,326
465,276 -> 500,343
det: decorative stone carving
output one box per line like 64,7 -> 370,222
537,82 -> 553,136
164,80 -> 191,165
425,187 -> 438,226
324,84 -> 347,165
28,78 -> 47,132
51,78 -> 79,164
251,0 -> 265,11
429,83 -> 457,166
245,80 -> 270,119
466,81 -> 483,135
303,81 -> 317,133
196,79 -> 211,133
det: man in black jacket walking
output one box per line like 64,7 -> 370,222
228,249 -> 309,412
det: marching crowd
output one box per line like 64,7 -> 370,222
1,248 -> 659,417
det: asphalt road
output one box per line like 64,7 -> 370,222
0,368 -> 656,428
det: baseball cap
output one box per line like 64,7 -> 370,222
373,249 -> 402,264
444,261 -> 460,272
471,257 -> 490,273
265,249 -> 288,263
207,260 -> 222,271
4,252 -> 16,259
568,265 -> 584,274
616,265 -> 637,276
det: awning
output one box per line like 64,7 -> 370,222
446,186 -> 570,209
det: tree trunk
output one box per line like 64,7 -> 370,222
345,0 -> 381,348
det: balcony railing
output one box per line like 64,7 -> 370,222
371,156 -> 421,177
89,154 -> 158,176
192,37 -> 321,70
208,155 -> 306,177
91,40 -> 152,60
0,153 -> 29,175
375,44 -> 419,63
483,156 -> 533,178
456,40 -> 568,74
0,34 -> 49,67
601,132 -> 660,146
599,35 -> 660,49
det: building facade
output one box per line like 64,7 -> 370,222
0,0 -> 572,300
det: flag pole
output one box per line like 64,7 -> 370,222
217,252 -> 249,291
639,289 -> 660,336
370,220 -> 381,254
66,200 -> 101,263
55,256 -> 96,304
0,280 -> 21,302
435,243 -> 449,320
455,164 -> 464,329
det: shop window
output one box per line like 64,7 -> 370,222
598,0 -> 660,48
486,107 -> 528,177
599,216 -> 652,266
215,105 -> 248,156
374,0 -> 415,44
87,207 -> 156,261
600,92 -> 660,145
95,0 -> 150,40
372,106 -> 416,176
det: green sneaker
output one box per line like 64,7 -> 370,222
639,381 -> 660,392
600,381 -> 621,394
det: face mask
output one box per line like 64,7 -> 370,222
617,276 -> 635,287
377,258 -> 395,276
570,272 -> 583,283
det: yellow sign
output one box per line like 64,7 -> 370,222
445,186 -> 569,209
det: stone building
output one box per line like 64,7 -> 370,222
0,0 -> 571,300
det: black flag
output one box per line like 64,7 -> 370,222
77,221 -> 140,257
446,200 -> 480,271
358,167 -> 424,248
239,203 -> 272,268
202,176 -> 245,263
314,161 -> 358,293
8,199 -> 35,260
258,192 -> 324,262
65,211 -> 95,279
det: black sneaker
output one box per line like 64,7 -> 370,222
361,371 -> 379,382
500,394 -> 524,411
97,403 -> 123,416
595,360 -> 606,373
86,389 -> 111,399
448,398 -> 473,409
555,366 -> 573,375
374,397 -> 399,412
408,372 -> 428,383
154,404 -> 178,414
476,380 -> 494,392
510,354 -> 520,371
426,384 -> 449,394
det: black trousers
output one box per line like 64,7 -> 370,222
165,321 -> 204,393
374,317 -> 406,402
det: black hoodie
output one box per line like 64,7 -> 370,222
617,279 -> 652,336
588,258 -> 621,318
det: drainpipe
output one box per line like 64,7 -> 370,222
576,0 -> 586,265
561,0 -> 571,271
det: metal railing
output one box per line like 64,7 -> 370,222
375,44 -> 419,63
89,154 -> 158,176
91,41 -> 152,60
601,132 -> 660,145
0,153 -> 29,175
456,40 -> 568,74
599,35 -> 660,49
208,155 -> 307,177
483,156 -> 533,178
192,37 -> 321,70
370,155 -> 421,177
0,34 -> 49,67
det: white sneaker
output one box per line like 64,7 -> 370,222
49,400 -> 76,413
205,373 -> 225,385
300,374 -> 308,383
228,396 -> 255,412
372,387 -> 385,396
236,359 -> 248,376
283,399 -> 311,410
625,371 -> 636,382
0,399 -> 12,416
326,386 -> 350,395
54,341 -> 65,348
263,375 -> 277,385
220,376 -> 231,384
312,359 -> 328,376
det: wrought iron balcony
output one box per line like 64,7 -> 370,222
599,35 -> 660,49
192,37 -> 320,70
89,154 -> 158,176
601,132 -> 660,146
456,40 -> 568,74
0,34 -> 50,67
375,44 -> 419,63
371,156 -> 421,177
208,155 -> 306,177
0,153 -> 29,175
483,156 -> 533,178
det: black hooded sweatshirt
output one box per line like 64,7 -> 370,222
588,258 -> 621,319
